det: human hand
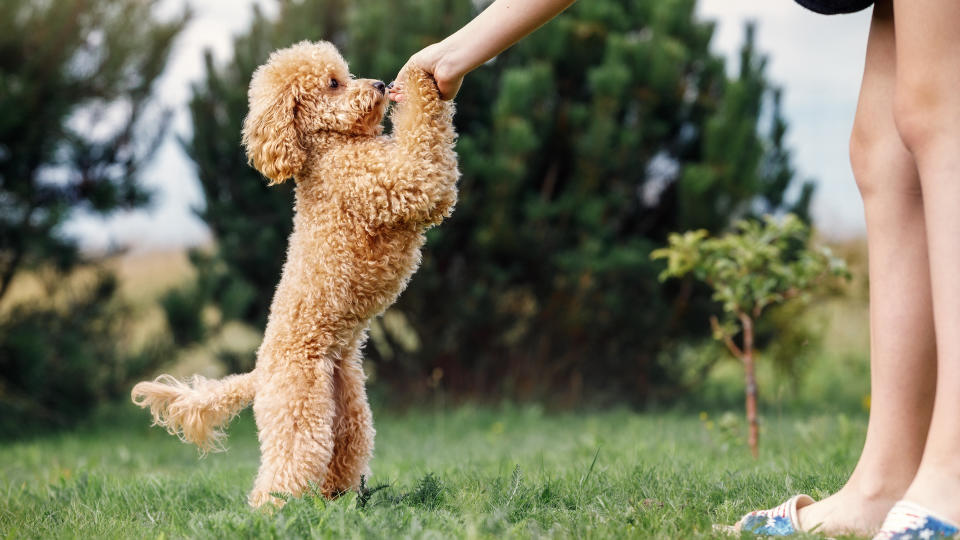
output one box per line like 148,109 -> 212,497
389,42 -> 464,102
389,0 -> 575,102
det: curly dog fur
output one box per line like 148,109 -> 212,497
131,41 -> 458,507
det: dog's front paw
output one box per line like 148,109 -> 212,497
396,65 -> 441,104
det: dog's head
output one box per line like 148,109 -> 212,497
241,41 -> 388,185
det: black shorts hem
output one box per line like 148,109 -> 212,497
794,0 -> 874,15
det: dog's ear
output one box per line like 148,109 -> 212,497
241,64 -> 306,185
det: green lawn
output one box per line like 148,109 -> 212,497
0,404 -> 873,539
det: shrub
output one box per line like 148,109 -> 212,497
652,214 -> 849,455
0,272 -> 173,436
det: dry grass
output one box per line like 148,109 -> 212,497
1,247 -> 263,379
107,249 -> 197,303
820,238 -> 870,355
1,249 -> 194,310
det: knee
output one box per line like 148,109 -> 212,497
849,117 -> 919,198
893,78 -> 960,160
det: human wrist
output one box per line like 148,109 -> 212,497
434,35 -> 473,81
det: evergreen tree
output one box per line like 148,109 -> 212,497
0,0 -> 188,300
182,0 -> 812,402
0,0 -> 187,428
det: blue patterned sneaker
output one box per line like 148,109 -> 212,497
731,494 -> 816,536
872,501 -> 959,540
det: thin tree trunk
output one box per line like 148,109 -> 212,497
0,234 -> 26,305
0,199 -> 37,305
739,312 -> 759,458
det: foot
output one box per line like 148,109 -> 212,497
873,501 -> 959,540
898,465 -> 960,528
796,487 -> 899,536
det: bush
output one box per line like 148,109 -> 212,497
0,272 -> 173,436
652,214 -> 849,455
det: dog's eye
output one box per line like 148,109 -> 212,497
329,78 -> 339,89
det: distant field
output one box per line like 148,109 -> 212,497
1,405 -> 870,539
0,249 -> 195,311
0,248 -> 265,380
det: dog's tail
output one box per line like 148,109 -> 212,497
131,371 -> 257,453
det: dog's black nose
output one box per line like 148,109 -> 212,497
373,81 -> 386,94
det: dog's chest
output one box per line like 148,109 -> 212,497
348,226 -> 426,294
292,216 -> 426,319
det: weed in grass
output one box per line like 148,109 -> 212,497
355,475 -> 391,510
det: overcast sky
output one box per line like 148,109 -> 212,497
63,0 -> 874,253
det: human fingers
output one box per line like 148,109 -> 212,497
387,80 -> 403,102
391,43 -> 466,101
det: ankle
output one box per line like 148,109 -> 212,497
843,471 -> 911,503
912,462 -> 960,489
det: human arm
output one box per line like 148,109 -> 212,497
389,0 -> 576,101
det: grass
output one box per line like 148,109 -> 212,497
1,404 -> 873,539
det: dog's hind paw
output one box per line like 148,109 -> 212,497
249,489 -> 288,509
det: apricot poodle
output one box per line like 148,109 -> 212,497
131,41 -> 458,507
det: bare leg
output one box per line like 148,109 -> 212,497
249,359 -> 337,507
322,349 -> 375,495
796,1 -> 938,534
891,0 -> 960,524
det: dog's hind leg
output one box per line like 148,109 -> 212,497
248,355 -> 337,508
322,349 -> 375,496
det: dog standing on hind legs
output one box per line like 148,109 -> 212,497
131,41 -> 459,508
